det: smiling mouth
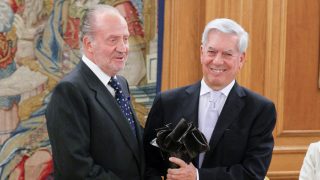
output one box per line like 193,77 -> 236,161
210,67 -> 225,73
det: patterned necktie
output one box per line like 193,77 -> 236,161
202,91 -> 221,142
108,77 -> 136,136
199,91 -> 221,167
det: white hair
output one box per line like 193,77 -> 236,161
201,18 -> 249,53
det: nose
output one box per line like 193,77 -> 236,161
212,53 -> 223,64
116,39 -> 128,52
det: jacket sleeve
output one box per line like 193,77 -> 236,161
143,94 -> 166,180
46,82 -> 120,180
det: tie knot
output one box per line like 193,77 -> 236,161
108,77 -> 122,92
210,91 -> 221,101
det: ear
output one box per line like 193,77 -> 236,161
83,36 -> 93,54
238,52 -> 246,69
200,45 -> 204,55
200,45 -> 205,63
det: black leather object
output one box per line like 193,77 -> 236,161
155,118 -> 209,168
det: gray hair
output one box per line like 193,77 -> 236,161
201,18 -> 249,53
79,4 -> 123,44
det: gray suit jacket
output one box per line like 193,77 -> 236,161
46,61 -> 145,180
144,81 -> 276,180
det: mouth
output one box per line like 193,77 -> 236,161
209,67 -> 225,73
114,56 -> 126,61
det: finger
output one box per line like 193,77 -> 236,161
166,173 -> 180,180
169,157 -> 187,168
167,168 -> 181,175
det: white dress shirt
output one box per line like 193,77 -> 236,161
198,79 -> 234,146
196,79 -> 235,179
82,55 -> 116,96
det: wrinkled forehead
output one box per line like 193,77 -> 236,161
93,12 -> 127,29
90,14 -> 129,38
205,30 -> 240,51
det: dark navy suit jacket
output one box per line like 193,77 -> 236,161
144,81 -> 276,180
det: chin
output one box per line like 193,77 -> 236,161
208,80 -> 225,88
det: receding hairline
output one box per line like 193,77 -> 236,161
89,6 -> 126,27
79,4 -> 128,50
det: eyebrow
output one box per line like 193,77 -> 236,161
206,47 -> 234,53
108,35 -> 127,38
106,35 -> 129,40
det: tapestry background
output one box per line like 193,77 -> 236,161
0,0 -> 158,178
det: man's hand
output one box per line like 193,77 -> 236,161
166,157 -> 197,180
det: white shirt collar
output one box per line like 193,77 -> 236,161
82,55 -> 116,86
200,79 -> 235,97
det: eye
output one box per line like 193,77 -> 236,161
107,37 -> 118,45
224,52 -> 233,56
123,36 -> 129,43
207,50 -> 217,56
110,38 -> 117,43
222,52 -> 235,59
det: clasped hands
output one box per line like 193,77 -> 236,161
166,157 -> 197,180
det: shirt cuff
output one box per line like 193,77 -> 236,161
196,168 -> 199,180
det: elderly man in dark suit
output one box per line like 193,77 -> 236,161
46,4 -> 145,180
144,18 -> 276,180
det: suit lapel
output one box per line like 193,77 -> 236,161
78,62 -> 141,165
203,83 -> 246,164
182,82 -> 201,127
180,82 -> 201,167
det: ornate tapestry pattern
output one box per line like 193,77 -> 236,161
0,0 -> 158,178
